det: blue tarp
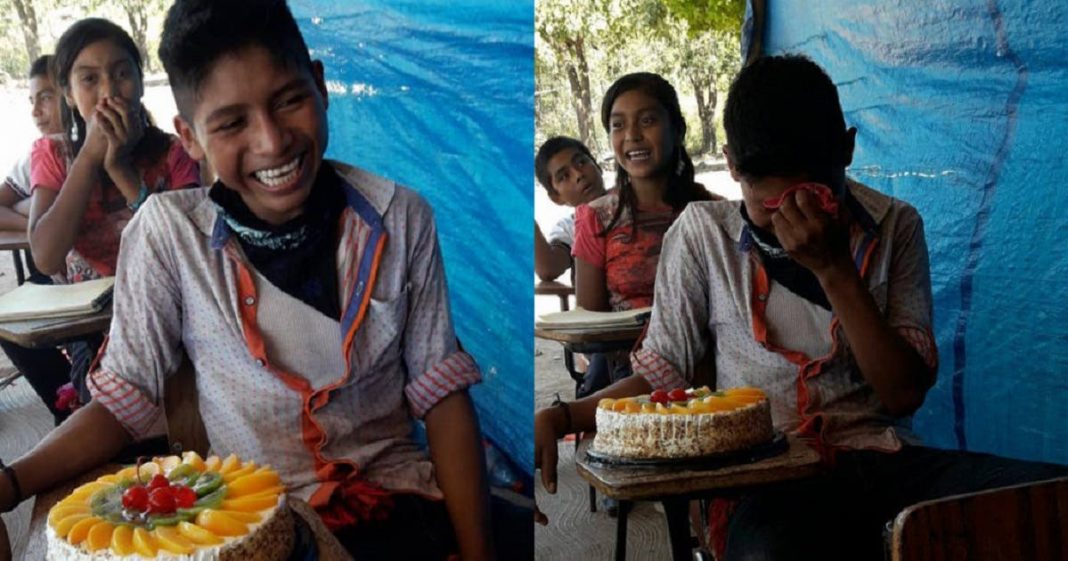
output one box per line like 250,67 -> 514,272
755,1 -> 1068,464
292,1 -> 534,473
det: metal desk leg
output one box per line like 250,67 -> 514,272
23,248 -> 39,279
564,346 -> 597,512
564,347 -> 582,390
663,498 -> 694,561
11,250 -> 24,285
614,500 -> 629,561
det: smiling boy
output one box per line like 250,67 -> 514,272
0,1 -> 496,559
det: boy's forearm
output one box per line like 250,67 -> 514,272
0,184 -> 28,231
547,372 -> 652,436
425,391 -> 495,561
818,261 -> 932,415
534,224 -> 570,281
0,208 -> 27,231
0,401 -> 131,512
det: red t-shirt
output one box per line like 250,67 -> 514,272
572,190 -> 679,311
30,135 -> 200,282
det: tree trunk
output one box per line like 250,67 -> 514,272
708,86 -> 718,154
565,65 -> 591,148
690,74 -> 716,155
10,0 -> 41,65
574,36 -> 596,152
564,35 -> 596,153
123,1 -> 151,72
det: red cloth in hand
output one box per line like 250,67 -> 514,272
763,182 -> 839,219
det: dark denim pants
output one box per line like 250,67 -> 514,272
333,493 -> 533,561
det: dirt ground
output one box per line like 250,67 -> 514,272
534,296 -> 672,560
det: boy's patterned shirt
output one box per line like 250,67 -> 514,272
633,180 -> 938,452
88,161 -> 480,501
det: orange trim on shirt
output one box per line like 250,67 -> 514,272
748,236 -> 880,456
341,232 -> 388,359
223,234 -> 394,524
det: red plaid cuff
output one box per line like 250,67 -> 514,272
631,348 -> 688,392
404,351 -> 482,418
88,368 -> 161,440
898,326 -> 939,373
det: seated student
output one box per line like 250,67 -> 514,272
534,55 -> 1067,559
0,55 -> 62,233
29,18 -> 200,282
571,72 -> 716,397
534,136 -> 606,282
0,1 -> 501,560
0,55 -> 79,425
26,18 -> 200,403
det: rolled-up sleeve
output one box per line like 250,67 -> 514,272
400,196 -> 481,418
631,206 -> 712,391
885,204 -> 938,373
88,197 -> 185,439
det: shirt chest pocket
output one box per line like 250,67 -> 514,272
350,286 -> 409,376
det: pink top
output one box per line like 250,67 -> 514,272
572,190 -> 678,310
30,135 -> 200,282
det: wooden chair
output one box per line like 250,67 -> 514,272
162,354 -> 210,457
891,476 -> 1068,561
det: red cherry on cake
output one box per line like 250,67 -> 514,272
668,389 -> 689,402
147,487 -> 177,514
173,485 -> 197,509
649,390 -> 669,404
147,474 -> 170,491
121,485 -> 149,511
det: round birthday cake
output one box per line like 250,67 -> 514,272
592,387 -> 774,460
46,452 -> 293,560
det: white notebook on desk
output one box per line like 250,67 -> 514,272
0,277 -> 115,321
536,306 -> 652,330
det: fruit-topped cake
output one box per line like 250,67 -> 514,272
591,386 -> 774,460
46,452 -> 294,560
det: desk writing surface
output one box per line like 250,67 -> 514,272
0,305 -> 112,349
576,434 -> 822,500
534,280 -> 574,297
25,464 -> 119,559
0,231 -> 28,252
534,325 -> 645,345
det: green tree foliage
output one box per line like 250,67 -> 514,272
0,0 -> 168,83
536,0 -> 743,158
662,0 -> 745,36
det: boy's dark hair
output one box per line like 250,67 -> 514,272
534,136 -> 596,195
598,72 -> 711,237
724,55 -> 849,188
29,55 -> 52,79
53,18 -> 169,165
159,0 -> 313,115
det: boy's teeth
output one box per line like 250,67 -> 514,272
254,156 -> 301,186
627,150 -> 650,160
